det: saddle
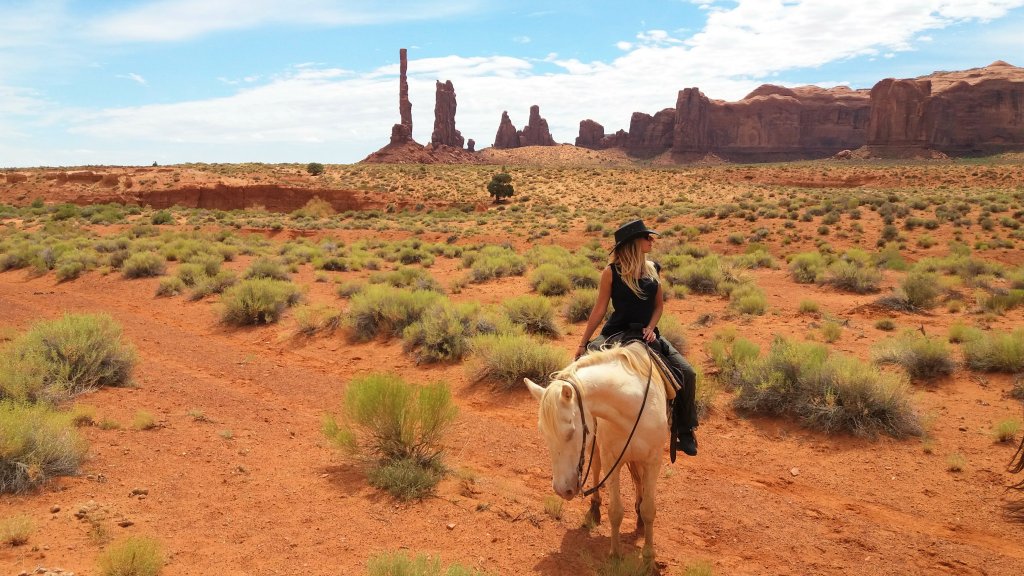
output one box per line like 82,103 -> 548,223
597,327 -> 688,461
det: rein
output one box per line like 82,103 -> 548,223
567,342 -> 656,498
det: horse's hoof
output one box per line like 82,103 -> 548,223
589,500 -> 602,525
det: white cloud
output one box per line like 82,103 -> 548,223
83,0 -> 484,43
513,35 -> 531,44
119,73 -> 148,85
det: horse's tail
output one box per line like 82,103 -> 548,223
1008,434 -> 1024,520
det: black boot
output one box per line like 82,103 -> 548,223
678,428 -> 697,457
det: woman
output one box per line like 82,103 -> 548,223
576,219 -> 699,459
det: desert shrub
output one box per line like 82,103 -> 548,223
731,337 -> 920,438
947,321 -> 982,343
0,401 -> 86,493
244,257 -> 289,281
821,320 -> 842,343
530,264 -> 572,296
402,300 -> 478,363
665,255 -> 738,295
292,196 -> 334,219
292,304 -> 343,336
824,259 -> 882,293
366,457 -> 444,501
872,332 -> 956,380
467,333 -> 568,390
369,266 -> 443,293
155,276 -> 186,298
563,288 -> 597,323
0,514 -> 33,546
306,162 -> 325,176
150,210 -> 174,225
463,245 -> 525,283
97,535 -> 164,576
567,265 -> 600,289
962,329 -> 1024,373
366,551 -> 493,576
898,270 -> 943,309
345,285 -> 442,342
323,374 -> 456,497
707,329 -> 759,386
980,289 -> 1024,315
188,270 -> 237,300
788,251 -> 825,283
502,295 -> 559,337
993,418 -> 1021,443
729,283 -> 767,315
174,262 -> 207,287
798,300 -> 820,314
121,251 -> 166,278
54,249 -> 97,282
0,313 -> 136,402
335,280 -> 365,299
220,278 -> 303,325
875,318 -> 897,331
732,248 -> 775,270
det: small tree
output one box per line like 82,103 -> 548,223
487,171 -> 514,203
306,162 -> 325,176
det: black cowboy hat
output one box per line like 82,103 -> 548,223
611,219 -> 658,251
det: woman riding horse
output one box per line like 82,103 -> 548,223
576,219 -> 699,458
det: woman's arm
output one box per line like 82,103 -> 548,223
643,283 -> 665,343
577,266 -> 613,357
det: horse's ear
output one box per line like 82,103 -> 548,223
524,378 -> 545,401
560,382 -> 574,401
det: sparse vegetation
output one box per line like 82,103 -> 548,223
97,535 -> 164,576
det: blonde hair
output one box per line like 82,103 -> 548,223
611,238 -> 658,299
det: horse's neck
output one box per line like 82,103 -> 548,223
577,366 -> 645,425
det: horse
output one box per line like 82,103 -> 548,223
525,341 -> 669,559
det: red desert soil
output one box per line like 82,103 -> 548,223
1,158 -> 1023,575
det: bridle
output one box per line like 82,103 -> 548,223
557,342 -> 656,498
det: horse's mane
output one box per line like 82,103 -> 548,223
537,342 -> 662,437
553,341 -> 659,387
1009,434 -> 1024,521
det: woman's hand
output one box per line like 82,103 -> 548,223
642,326 -> 656,342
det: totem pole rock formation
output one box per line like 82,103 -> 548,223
431,80 -> 464,148
575,119 -> 605,149
493,111 -> 520,149
519,105 -> 556,146
390,48 -> 414,145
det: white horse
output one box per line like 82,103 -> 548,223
525,341 -> 669,559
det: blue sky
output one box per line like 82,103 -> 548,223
1,0 -> 1023,167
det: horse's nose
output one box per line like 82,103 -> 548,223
561,486 -> 576,500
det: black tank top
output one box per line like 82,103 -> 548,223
601,262 -> 661,337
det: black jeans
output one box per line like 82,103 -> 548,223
588,334 -> 698,430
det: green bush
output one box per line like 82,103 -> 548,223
980,289 -> 1024,315
666,255 -> 737,295
731,337 -> 920,438
367,551 -> 492,576
502,295 -> 559,337
306,162 -> 325,176
402,301 -> 478,363
244,257 -> 290,281
729,283 -> 767,315
97,536 -> 164,576
707,329 -> 759,386
824,259 -> 882,293
155,276 -> 186,297
345,285 -> 442,342
657,315 -> 687,354
291,304 -> 342,336
467,333 -> 568,390
220,278 -> 303,325
463,245 -> 525,283
323,373 -> 456,498
121,251 -> 166,278
150,210 -> 174,225
899,270 -> 943,309
530,264 -> 572,296
366,457 -> 444,501
872,332 -> 956,380
369,266 -> 443,293
948,321 -> 983,343
563,288 -> 597,324
188,270 -> 237,301
0,313 -> 136,402
962,329 -> 1024,373
788,252 -> 825,283
0,401 -> 86,493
